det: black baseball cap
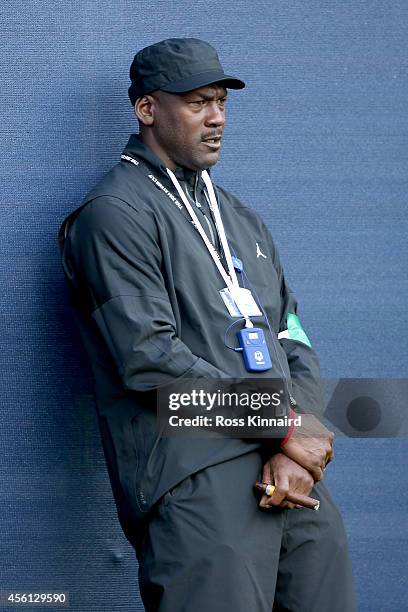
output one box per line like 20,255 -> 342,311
128,38 -> 245,105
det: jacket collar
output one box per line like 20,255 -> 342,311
123,133 -> 205,189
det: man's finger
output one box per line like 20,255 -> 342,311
262,461 -> 272,484
325,447 -> 335,466
263,473 -> 289,506
310,464 -> 324,482
280,500 -> 296,509
259,487 -> 288,508
259,494 -> 270,508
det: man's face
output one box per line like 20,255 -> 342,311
146,84 -> 227,171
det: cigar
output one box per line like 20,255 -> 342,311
255,481 -> 320,511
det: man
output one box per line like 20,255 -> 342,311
59,38 -> 355,611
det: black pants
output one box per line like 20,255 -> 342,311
137,451 -> 356,612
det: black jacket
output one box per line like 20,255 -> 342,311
59,134 -> 324,545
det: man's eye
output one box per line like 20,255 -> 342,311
190,100 -> 205,106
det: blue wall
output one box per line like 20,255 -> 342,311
1,2 -> 407,610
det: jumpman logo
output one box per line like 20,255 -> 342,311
256,242 -> 267,259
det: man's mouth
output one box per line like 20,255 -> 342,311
201,135 -> 222,149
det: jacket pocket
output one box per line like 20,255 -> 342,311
101,409 -> 146,522
157,474 -> 193,514
131,410 -> 161,512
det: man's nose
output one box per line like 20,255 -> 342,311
204,102 -> 225,127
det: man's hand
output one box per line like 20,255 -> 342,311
281,414 -> 335,482
259,453 -> 315,509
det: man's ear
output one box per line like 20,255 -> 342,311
135,95 -> 155,126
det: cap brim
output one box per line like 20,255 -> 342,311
160,70 -> 245,93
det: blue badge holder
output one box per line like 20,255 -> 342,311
237,327 -> 272,372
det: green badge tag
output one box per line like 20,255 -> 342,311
286,313 -> 312,348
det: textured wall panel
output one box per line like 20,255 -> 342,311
1,1 -> 407,610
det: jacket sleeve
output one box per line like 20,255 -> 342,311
263,222 -> 325,418
61,196 -> 230,391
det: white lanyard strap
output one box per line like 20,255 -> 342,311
166,168 -> 234,292
201,170 -> 240,290
166,168 -> 252,327
121,154 -> 253,327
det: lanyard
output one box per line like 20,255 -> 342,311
120,153 -> 252,325
166,168 -> 252,327
166,168 -> 239,293
201,170 -> 241,290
